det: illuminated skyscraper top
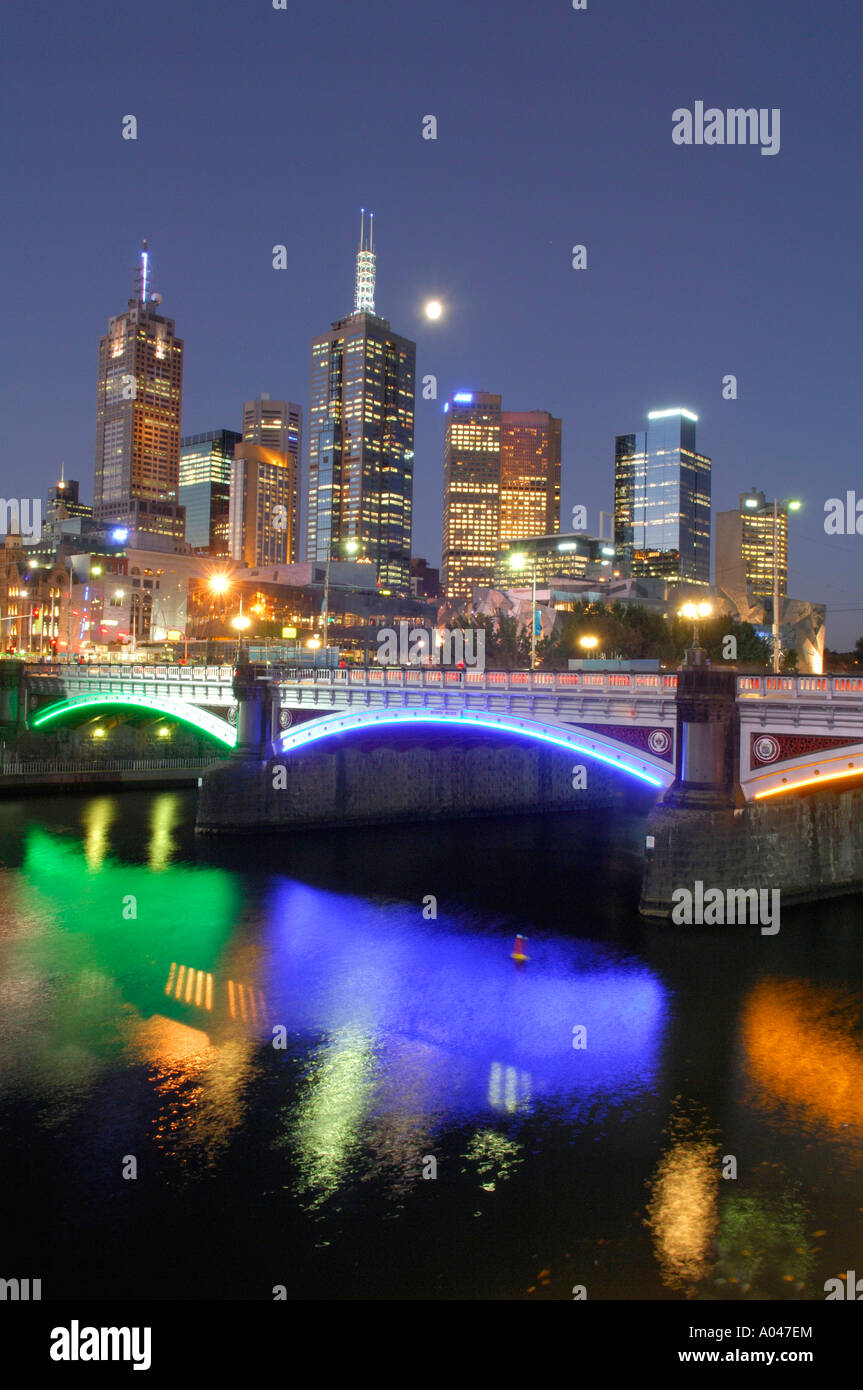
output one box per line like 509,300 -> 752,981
307,217 -> 415,591
93,240 -> 185,544
614,407 -> 711,585
353,209 -> 376,314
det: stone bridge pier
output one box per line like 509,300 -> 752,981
640,661 -> 863,919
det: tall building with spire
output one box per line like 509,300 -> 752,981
93,241 -> 186,546
305,213 -> 416,592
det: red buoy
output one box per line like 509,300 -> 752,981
511,934 -> 529,962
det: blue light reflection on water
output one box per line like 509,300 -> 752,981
263,879 -> 668,1124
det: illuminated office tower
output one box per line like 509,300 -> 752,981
306,213 -> 416,592
716,488 -> 788,600
441,391 -> 502,601
93,240 -> 186,543
614,407 -> 711,585
242,396 -> 302,561
179,429 -> 241,555
229,443 -> 295,567
46,470 -> 92,526
499,410 -> 561,543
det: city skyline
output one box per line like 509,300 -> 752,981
4,0 -> 863,643
4,0 -> 863,1337
26,234 -> 830,633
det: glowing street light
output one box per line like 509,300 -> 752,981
209,574 -> 231,594
508,551 -> 538,669
679,600 -> 713,655
769,498 -> 802,673
231,606 -> 251,661
322,538 -> 361,658
579,635 -> 599,652
424,299 -> 443,321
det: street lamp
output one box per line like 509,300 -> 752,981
508,551 -> 538,669
322,538 -> 360,661
680,600 -> 713,661
767,498 -> 801,674
579,634 -> 599,656
231,607 -> 251,661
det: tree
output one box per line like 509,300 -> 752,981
780,647 -> 799,673
445,613 -> 530,669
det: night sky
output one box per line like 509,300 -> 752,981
4,0 -> 862,643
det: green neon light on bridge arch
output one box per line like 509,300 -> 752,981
29,692 -> 236,747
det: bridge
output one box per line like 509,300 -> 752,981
16,662 -> 863,804
11,659 -> 863,916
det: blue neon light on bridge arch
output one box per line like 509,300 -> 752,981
278,708 -> 671,789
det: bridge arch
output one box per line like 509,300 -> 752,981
277,707 -> 673,789
28,692 -> 237,747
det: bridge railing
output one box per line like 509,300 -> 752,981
24,662 -> 681,696
737,675 -> 863,700
274,668 -> 680,695
23,661 -> 863,704
0,756 -> 216,776
26,663 -> 234,682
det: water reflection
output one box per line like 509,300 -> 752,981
83,796 -> 116,870
148,793 -> 182,872
713,1175 -> 814,1298
6,815 -> 668,1207
645,1103 -> 720,1293
741,978 -> 863,1134
2,793 -> 862,1299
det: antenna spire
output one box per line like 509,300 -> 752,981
353,210 -> 376,314
135,239 -> 149,302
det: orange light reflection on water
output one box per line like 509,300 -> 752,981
741,979 -> 863,1133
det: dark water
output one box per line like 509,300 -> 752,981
0,789 -> 861,1301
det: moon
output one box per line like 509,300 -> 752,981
424,299 -> 443,320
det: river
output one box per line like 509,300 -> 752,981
0,789 -> 861,1300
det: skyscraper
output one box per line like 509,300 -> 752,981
179,429 -> 241,555
306,214 -> 416,592
46,471 -> 93,527
716,487 -> 788,602
441,391 -> 502,601
229,443 -> 294,567
93,241 -> 186,544
499,410 -> 561,543
242,396 -> 302,562
614,407 -> 711,586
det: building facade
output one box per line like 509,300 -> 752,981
229,443 -> 294,567
716,487 -> 788,603
499,410 -> 561,543
441,391 -> 502,601
242,397 -> 302,562
306,216 -> 416,593
0,533 -> 68,657
46,476 -> 92,528
614,407 -> 711,586
179,429 -> 241,555
493,531 -> 611,588
93,241 -> 185,544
